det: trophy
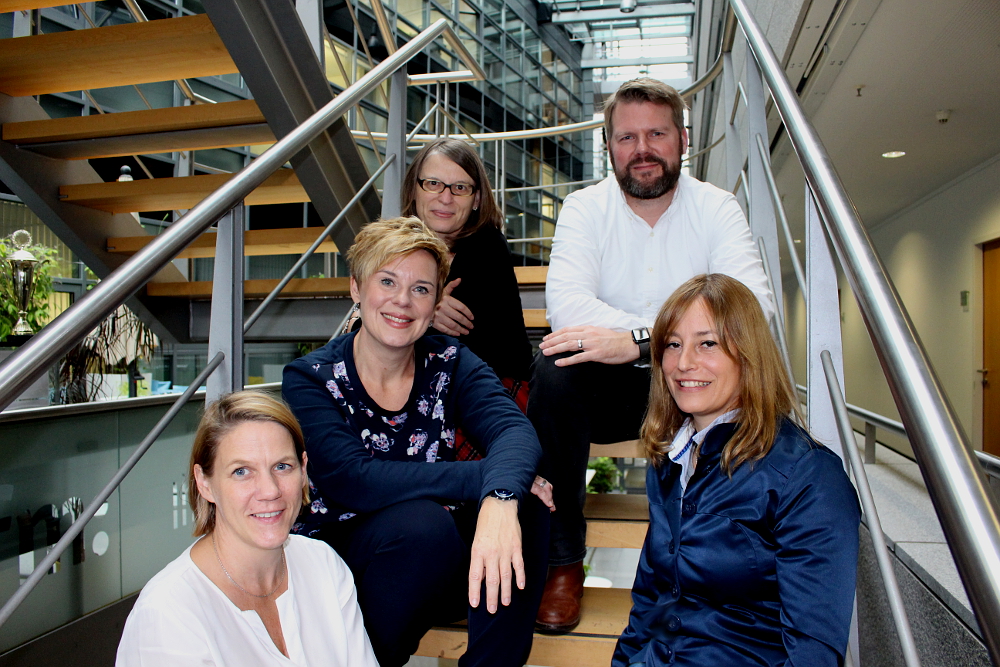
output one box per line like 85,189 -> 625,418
5,230 -> 40,336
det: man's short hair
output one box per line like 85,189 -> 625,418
603,77 -> 687,142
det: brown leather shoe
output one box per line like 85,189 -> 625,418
535,562 -> 585,633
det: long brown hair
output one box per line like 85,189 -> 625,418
401,138 -> 503,243
640,274 -> 797,472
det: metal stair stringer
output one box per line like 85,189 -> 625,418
203,0 -> 381,253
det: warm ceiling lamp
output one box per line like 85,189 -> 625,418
882,151 -> 906,158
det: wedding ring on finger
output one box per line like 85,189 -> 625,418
577,339 -> 584,350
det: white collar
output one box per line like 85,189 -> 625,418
668,408 -> 741,493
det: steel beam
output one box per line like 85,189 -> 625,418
581,54 -> 693,69
552,3 -> 695,24
204,0 -> 380,253
206,202 -> 245,402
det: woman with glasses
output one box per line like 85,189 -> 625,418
401,139 -> 533,448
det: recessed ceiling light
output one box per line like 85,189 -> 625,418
882,151 -> 906,158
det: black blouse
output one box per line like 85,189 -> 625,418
428,225 -> 533,381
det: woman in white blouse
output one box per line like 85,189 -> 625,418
116,391 -> 378,667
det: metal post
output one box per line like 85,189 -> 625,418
865,421 -> 877,464
823,351 -> 923,667
443,81 -> 450,137
296,0 -> 325,64
745,53 -> 784,324
381,69 -> 407,219
721,52 -> 742,193
806,186 -> 845,460
758,236 -> 794,384
207,202 -> 245,402
756,133 -> 806,306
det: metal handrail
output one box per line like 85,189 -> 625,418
795,384 -> 1000,481
243,156 -> 396,334
0,352 -> 225,628
0,18 -> 455,413
822,351 -> 921,667
730,0 -> 1000,654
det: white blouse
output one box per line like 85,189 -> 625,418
116,535 -> 378,667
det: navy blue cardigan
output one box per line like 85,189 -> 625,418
613,419 -> 861,667
282,333 -> 540,531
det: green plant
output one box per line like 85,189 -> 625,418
587,456 -> 620,494
57,305 -> 157,404
0,238 -> 57,342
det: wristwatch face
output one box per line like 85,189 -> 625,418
632,327 -> 650,344
489,489 -> 516,501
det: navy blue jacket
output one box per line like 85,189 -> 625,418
282,333 -> 540,529
613,419 -> 861,667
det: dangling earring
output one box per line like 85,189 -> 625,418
341,302 -> 361,335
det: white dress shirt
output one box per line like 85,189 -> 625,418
545,173 -> 774,332
116,535 -> 378,667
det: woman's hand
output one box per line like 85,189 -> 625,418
468,497 -> 523,613
531,476 -> 555,512
433,278 -> 475,336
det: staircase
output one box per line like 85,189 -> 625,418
0,4 -> 647,665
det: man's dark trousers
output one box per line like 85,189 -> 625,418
527,350 -> 651,565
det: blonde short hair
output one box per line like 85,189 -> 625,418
188,391 -> 308,537
640,274 -> 799,472
603,77 -> 687,142
346,217 -> 451,305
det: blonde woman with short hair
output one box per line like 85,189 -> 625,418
283,217 -> 552,667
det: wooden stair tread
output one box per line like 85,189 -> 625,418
416,587 -> 632,666
147,277 -> 351,299
2,99 -> 271,160
108,227 -> 338,259
60,170 -> 306,213
1,0 -> 76,11
589,440 -> 643,458
513,265 -> 548,285
0,14 -> 237,97
584,493 -> 648,522
523,308 -> 548,328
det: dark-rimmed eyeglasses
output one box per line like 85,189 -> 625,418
417,178 -> 477,197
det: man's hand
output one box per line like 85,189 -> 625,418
469,497 -> 523,613
530,476 -> 555,512
539,326 -> 639,366
433,278 -> 474,336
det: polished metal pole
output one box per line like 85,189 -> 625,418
822,351 -> 922,667
728,0 -> 1000,658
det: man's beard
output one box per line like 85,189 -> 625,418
614,153 -> 681,200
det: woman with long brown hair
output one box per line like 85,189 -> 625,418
614,274 -> 860,667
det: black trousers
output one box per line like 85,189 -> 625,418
527,351 -> 651,565
320,497 -> 550,667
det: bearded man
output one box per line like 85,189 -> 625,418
527,78 -> 775,633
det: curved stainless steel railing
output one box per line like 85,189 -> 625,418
727,0 -> 1000,660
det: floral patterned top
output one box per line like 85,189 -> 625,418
283,332 -> 540,537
